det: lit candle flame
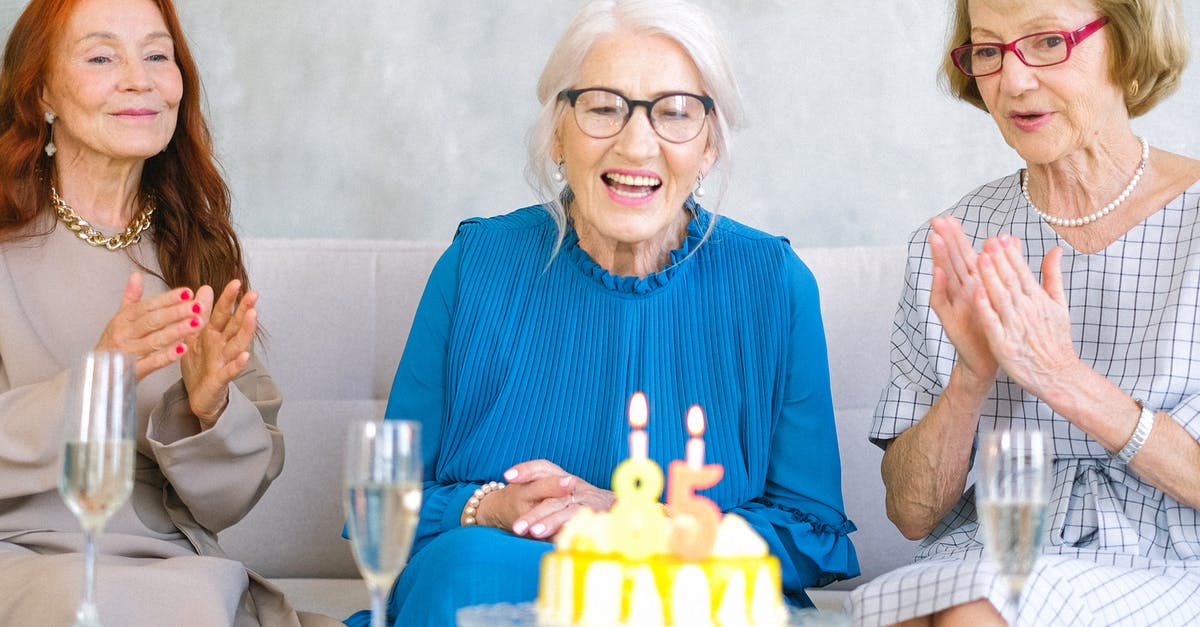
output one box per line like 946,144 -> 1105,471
629,392 -> 648,429
686,405 -> 705,437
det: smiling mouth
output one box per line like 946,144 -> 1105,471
603,172 -> 662,198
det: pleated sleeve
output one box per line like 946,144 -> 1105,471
730,250 -> 859,602
383,238 -> 484,555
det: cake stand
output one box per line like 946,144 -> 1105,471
456,601 -> 851,626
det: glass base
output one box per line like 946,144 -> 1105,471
71,601 -> 103,627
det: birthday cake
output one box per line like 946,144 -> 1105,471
537,508 -> 786,626
535,395 -> 788,626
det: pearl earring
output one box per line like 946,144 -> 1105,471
693,174 -> 706,199
43,111 -> 56,157
553,160 -> 565,183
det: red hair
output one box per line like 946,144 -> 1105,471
0,0 -> 249,296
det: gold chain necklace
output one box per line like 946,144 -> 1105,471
51,185 -> 155,250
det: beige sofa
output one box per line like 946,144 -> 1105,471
218,238 -> 918,619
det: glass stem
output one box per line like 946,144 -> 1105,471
1005,586 -> 1020,627
369,583 -> 386,627
82,528 -> 97,610
74,525 -> 103,626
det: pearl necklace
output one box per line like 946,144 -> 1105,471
1021,136 -> 1150,227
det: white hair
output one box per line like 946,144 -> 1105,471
525,0 -> 745,250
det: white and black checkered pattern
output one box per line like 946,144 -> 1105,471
850,172 -> 1200,626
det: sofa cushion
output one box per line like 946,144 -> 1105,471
220,399 -> 384,578
221,238 -> 918,600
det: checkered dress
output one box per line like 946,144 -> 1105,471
849,172 -> 1200,626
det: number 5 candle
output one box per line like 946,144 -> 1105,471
667,405 -> 723,560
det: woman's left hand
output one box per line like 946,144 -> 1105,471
504,459 -> 615,540
974,234 -> 1081,397
180,280 -> 258,430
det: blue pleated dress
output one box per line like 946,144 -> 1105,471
345,202 -> 859,626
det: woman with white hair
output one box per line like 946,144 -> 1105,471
347,0 -> 859,624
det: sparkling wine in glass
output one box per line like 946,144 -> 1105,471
344,420 -> 422,627
977,428 -> 1051,624
58,351 -> 136,627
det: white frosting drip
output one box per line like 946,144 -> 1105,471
671,565 -> 715,626
628,565 -> 666,627
580,561 -> 622,624
715,569 -> 748,625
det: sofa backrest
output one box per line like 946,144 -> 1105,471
801,245 -> 918,588
222,239 -> 438,579
219,238 -> 918,589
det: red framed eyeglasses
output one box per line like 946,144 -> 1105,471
951,16 -> 1109,78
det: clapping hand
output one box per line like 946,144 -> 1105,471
974,234 -> 1077,397
930,219 -> 1080,396
95,272 -> 204,381
180,279 -> 258,430
928,216 -> 999,387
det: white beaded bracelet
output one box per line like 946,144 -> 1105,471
462,481 -> 506,526
1115,400 -> 1156,465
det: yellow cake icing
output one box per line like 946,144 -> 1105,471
537,508 -> 788,626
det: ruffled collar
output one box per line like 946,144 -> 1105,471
561,200 -> 710,295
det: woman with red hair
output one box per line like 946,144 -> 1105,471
0,0 -> 335,624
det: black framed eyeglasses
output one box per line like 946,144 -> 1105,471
558,87 -> 714,144
951,16 -> 1108,78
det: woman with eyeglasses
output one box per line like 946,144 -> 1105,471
852,0 -> 1200,624
348,0 -> 859,624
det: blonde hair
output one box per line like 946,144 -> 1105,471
525,0 -> 744,248
939,0 -> 1189,117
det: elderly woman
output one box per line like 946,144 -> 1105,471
0,0 -> 336,624
851,0 -> 1200,625
348,0 -> 860,624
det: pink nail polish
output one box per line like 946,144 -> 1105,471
175,345 -> 185,354
190,317 -> 200,327
180,290 -> 191,300
192,303 -> 201,314
504,469 -> 518,481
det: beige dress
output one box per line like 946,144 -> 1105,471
0,216 -> 334,626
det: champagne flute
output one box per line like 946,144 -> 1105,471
344,420 -> 422,627
977,428 -> 1051,625
58,351 -> 136,627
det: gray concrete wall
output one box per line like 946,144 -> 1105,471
3,1 -> 1199,247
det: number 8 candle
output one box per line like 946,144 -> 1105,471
609,392 -> 668,559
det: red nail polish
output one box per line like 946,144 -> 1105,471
180,290 -> 191,300
192,303 -> 201,314
175,345 -> 185,354
190,317 -> 200,327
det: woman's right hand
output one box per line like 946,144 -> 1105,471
95,272 -> 204,381
881,217 -> 999,539
471,459 -> 615,540
928,216 -> 998,388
